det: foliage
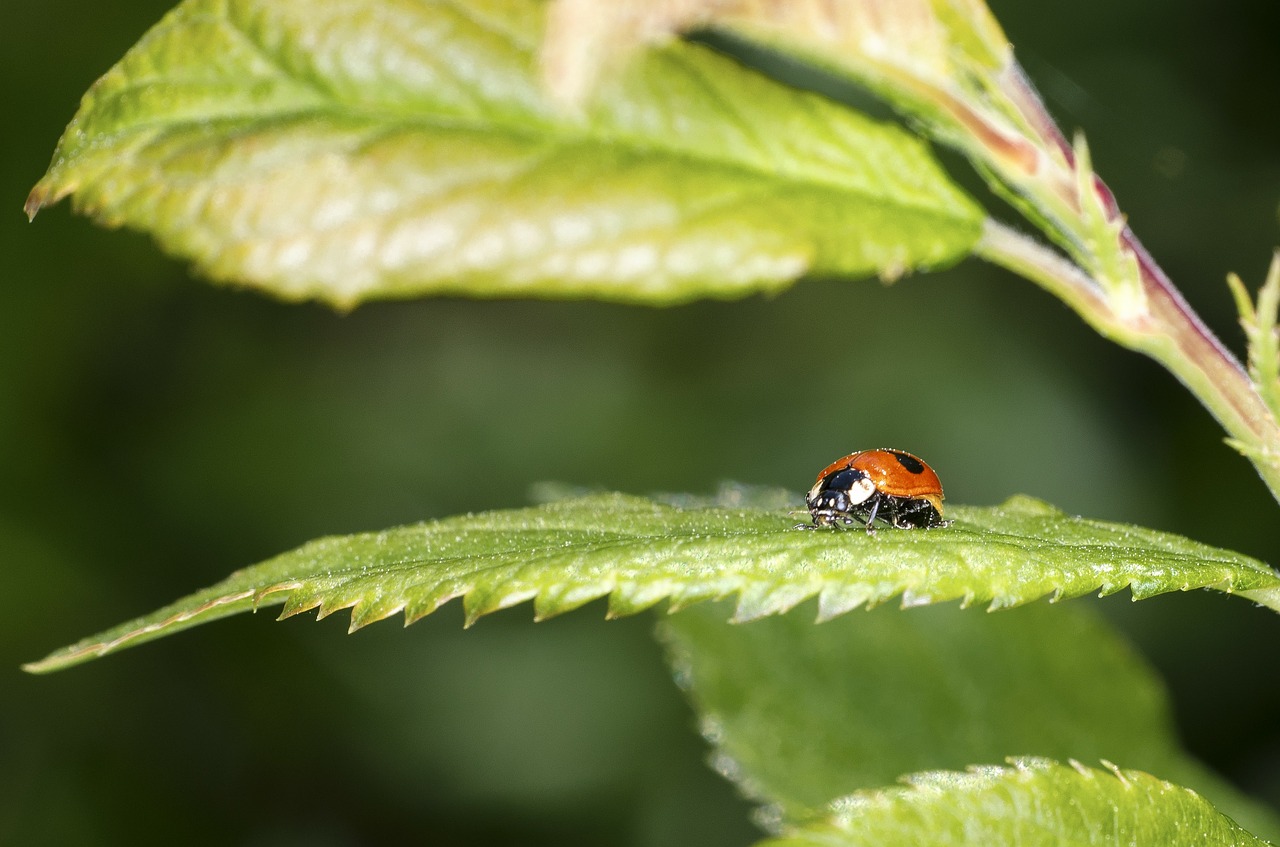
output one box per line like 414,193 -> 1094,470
21,0 -> 1280,843
26,491 -> 1280,674
763,758 -> 1268,847
25,0 -> 979,308
662,601 -> 1280,840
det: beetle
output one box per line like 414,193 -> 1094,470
801,449 -> 947,532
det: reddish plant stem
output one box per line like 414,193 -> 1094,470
991,61 -> 1280,499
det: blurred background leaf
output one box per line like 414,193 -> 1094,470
3,0 -> 1278,845
662,601 -> 1280,840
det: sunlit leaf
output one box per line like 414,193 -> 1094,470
27,0 -> 981,308
540,0 -> 1012,110
761,758 -> 1268,847
25,490 -> 1280,673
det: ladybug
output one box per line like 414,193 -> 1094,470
801,449 -> 948,531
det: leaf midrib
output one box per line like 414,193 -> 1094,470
69,26 -> 974,223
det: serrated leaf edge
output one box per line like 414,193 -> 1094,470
24,496 -> 1280,674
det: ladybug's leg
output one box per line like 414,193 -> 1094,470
863,496 -> 880,533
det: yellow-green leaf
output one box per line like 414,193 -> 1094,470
27,0 -> 981,307
763,758 -> 1269,847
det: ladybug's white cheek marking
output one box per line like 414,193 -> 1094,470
845,477 -> 877,505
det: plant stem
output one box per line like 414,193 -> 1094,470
976,220 -> 1280,504
974,220 -> 1130,341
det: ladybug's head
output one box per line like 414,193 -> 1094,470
807,468 -> 877,513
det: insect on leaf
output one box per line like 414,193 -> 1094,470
25,490 -> 1280,674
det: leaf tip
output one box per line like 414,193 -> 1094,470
22,641 -> 107,675
24,167 -> 79,220
21,656 -> 61,675
24,182 -> 51,221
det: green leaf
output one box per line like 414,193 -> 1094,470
25,0 -> 981,308
760,758 -> 1269,847
659,600 -> 1280,841
24,490 -> 1280,673
1227,252 -> 1280,428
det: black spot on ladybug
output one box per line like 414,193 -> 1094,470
890,451 -> 925,474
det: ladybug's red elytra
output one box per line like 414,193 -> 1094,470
801,449 -> 948,532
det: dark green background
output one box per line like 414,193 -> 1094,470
3,1 -> 1278,844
